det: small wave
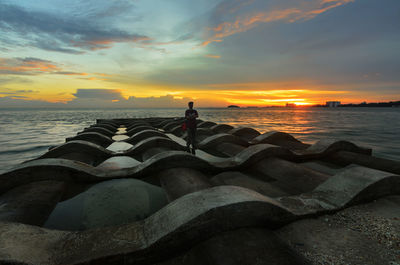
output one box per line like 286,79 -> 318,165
0,144 -> 50,155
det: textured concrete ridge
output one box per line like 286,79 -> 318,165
0,117 -> 399,265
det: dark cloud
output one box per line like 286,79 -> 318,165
5,95 -> 29,99
72,89 -> 125,100
0,89 -> 36,95
32,40 -> 84,55
83,0 -> 138,19
0,96 -> 59,108
0,3 -> 149,53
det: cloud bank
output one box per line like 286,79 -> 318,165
0,3 -> 149,53
0,89 -> 200,108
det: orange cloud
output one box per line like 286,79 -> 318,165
85,77 -> 107,81
72,36 -> 152,51
0,57 -> 61,74
201,39 -> 223,47
205,54 -> 221,59
203,0 -> 354,46
0,57 -> 91,77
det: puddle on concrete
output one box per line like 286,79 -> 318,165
106,142 -> 133,152
97,156 -> 141,170
116,128 -> 127,135
112,135 -> 130,141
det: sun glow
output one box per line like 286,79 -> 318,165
293,102 -> 313,106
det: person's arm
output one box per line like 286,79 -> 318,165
186,110 -> 197,119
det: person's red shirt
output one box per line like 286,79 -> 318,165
185,109 -> 198,129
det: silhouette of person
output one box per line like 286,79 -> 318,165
185,101 -> 199,154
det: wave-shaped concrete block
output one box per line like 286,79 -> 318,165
328,150 -> 400,175
157,119 -> 179,128
66,132 -> 113,148
124,129 -> 169,145
126,122 -> 151,131
1,138 -> 382,198
210,124 -> 234,133
211,171 -> 289,198
96,120 -> 119,127
181,127 -> 214,142
0,153 -> 212,194
1,117 -> 398,265
250,157 -> 330,195
89,124 -> 117,132
119,151 -> 214,177
0,181 -> 66,226
198,133 -> 249,156
0,186 -> 297,265
197,121 -> 217,128
80,127 -> 115,137
170,124 -> 185,136
123,137 -> 187,157
250,131 -> 302,145
162,121 -> 184,132
199,133 -> 249,149
296,139 -> 372,159
229,127 -> 261,141
96,156 -> 141,170
44,179 -> 168,231
217,144 -> 294,169
36,140 -> 113,166
0,158 -> 100,195
312,165 -> 400,208
158,168 -> 212,201
127,125 -> 155,136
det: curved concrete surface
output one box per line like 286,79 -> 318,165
44,179 -> 168,231
66,132 -> 113,148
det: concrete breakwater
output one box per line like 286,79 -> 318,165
0,118 -> 399,265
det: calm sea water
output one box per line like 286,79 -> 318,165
0,107 -> 399,174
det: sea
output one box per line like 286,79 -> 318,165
0,107 -> 399,174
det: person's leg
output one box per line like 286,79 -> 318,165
191,129 -> 196,155
186,128 -> 192,152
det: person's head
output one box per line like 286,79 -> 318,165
188,101 -> 194,109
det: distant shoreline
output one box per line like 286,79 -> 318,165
312,101 -> 400,108
0,100 -> 399,110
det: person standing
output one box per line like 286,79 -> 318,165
185,101 -> 198,154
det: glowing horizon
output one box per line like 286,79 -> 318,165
0,0 -> 399,108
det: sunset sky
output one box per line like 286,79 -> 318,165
0,0 -> 399,108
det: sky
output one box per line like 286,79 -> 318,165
0,0 -> 399,108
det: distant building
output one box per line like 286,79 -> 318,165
286,103 -> 296,107
326,101 -> 341,107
